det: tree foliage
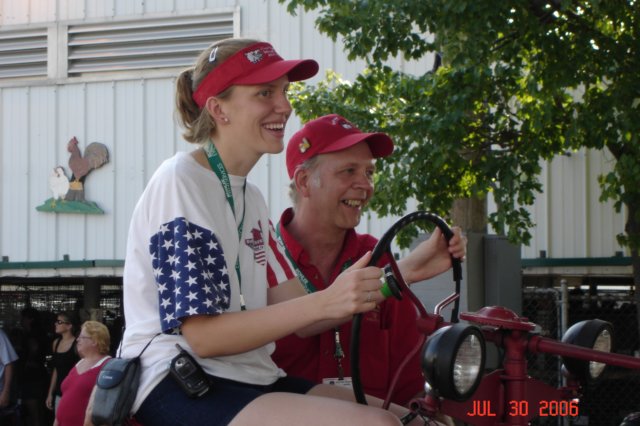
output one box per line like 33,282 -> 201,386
280,0 -> 640,254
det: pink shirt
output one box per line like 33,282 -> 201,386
56,356 -> 110,426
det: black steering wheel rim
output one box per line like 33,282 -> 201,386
350,211 -> 462,406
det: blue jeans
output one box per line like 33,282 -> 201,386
135,374 -> 314,426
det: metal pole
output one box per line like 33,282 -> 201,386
559,279 -> 569,426
560,279 -> 569,338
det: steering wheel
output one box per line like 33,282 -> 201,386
350,211 -> 463,406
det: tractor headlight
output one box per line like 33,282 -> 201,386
421,324 -> 485,401
561,319 -> 613,380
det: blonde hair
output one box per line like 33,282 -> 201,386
175,38 -> 261,144
81,320 -> 111,355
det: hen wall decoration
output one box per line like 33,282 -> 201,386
36,137 -> 109,214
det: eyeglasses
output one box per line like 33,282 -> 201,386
55,320 -> 71,325
77,335 -> 93,341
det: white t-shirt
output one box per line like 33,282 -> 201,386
121,152 -> 294,412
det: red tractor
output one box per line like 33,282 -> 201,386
351,211 -> 640,425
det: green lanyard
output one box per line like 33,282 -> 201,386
275,221 -> 352,378
275,222 -> 318,294
205,141 -> 247,310
275,221 -> 353,289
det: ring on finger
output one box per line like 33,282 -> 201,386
365,291 -> 372,303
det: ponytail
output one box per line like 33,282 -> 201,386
174,38 -> 260,144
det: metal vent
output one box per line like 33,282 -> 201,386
0,28 -> 48,79
67,13 -> 234,75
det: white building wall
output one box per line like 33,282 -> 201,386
0,0 -> 628,278
515,148 -> 627,260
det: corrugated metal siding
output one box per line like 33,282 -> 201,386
1,88 -> 29,263
0,77 -> 185,267
0,0 -> 629,274
0,1 -> 238,24
0,1 -> 29,25
28,86 -> 57,260
517,149 -> 627,259
587,149 -> 626,256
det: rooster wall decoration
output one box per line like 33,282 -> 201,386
36,137 -> 110,214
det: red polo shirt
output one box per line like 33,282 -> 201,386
271,208 -> 425,406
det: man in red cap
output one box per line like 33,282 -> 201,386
271,114 -> 466,406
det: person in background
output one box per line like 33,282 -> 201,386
18,307 -> 49,426
119,37 -> 435,425
0,328 -> 19,415
46,312 -> 79,414
272,114 -> 466,406
55,321 -> 110,426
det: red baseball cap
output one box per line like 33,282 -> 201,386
193,42 -> 319,108
286,114 -> 394,178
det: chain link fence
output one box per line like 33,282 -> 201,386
0,278 -> 124,352
523,284 -> 640,426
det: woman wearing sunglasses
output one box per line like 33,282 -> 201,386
46,312 -> 79,414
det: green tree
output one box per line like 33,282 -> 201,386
281,0 -> 640,324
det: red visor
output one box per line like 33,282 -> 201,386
192,42 -> 319,108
